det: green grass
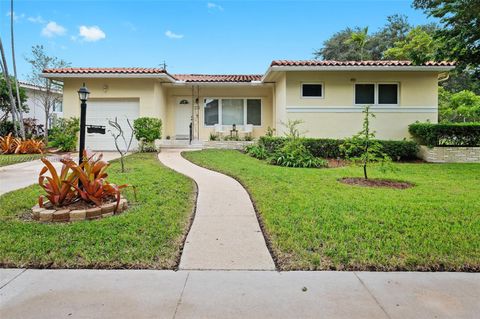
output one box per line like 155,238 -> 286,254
0,154 -> 46,167
0,153 -> 195,269
183,149 -> 480,271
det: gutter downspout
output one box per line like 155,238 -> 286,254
438,72 -> 450,82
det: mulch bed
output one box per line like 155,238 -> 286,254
339,177 -> 414,189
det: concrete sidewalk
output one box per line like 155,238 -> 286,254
158,149 -> 275,270
0,152 -> 122,195
1,269 -> 478,319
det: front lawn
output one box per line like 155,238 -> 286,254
184,149 -> 480,271
0,154 -> 46,167
0,153 -> 195,269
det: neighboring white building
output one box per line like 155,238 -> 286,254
19,81 -> 63,129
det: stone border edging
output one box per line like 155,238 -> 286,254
31,197 -> 129,222
418,145 -> 480,163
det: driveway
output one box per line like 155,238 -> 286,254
0,152 -> 122,195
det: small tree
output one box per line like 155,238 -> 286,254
133,117 -> 162,152
281,119 -> 306,140
25,45 -> 70,143
340,105 -> 391,180
108,117 -> 134,173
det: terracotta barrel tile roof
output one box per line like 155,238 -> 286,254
42,67 -> 168,74
174,74 -> 263,82
270,60 -> 455,67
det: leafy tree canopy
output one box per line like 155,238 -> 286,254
413,0 -> 480,69
313,14 -> 412,60
384,26 -> 442,64
0,77 -> 28,117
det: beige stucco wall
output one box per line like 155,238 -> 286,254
282,71 -> 439,139
285,71 -> 438,107
62,78 -> 167,119
287,111 -> 436,140
273,72 -> 287,135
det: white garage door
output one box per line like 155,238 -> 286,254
85,99 -> 139,151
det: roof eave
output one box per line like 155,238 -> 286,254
41,72 -> 177,82
169,81 -> 267,86
262,65 -> 455,82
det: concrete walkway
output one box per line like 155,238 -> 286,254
158,149 -> 275,270
1,269 -> 478,319
0,152 -> 122,195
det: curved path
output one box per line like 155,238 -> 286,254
158,149 -> 275,270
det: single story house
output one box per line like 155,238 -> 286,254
42,60 -> 454,151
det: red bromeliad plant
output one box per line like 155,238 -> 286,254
0,133 -> 45,154
38,156 -> 79,207
64,151 -> 127,211
38,151 -> 128,212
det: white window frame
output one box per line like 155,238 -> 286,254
301,82 -> 324,99
377,82 -> 400,106
203,97 -> 263,127
354,82 -> 400,106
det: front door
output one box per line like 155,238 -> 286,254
175,98 -> 191,139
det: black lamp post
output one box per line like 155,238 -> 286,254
77,83 -> 90,164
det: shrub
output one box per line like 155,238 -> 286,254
409,122 -> 480,147
270,138 -> 327,168
49,117 -> 80,151
259,136 -> 418,161
133,117 -> 162,143
133,117 -> 162,152
245,144 -> 268,160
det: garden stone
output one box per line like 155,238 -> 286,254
70,209 -> 86,221
39,210 -> 55,222
86,207 -> 102,219
101,202 -> 117,214
52,209 -> 70,222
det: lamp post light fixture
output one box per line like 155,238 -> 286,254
77,83 -> 90,164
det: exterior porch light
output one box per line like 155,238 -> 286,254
77,83 -> 90,165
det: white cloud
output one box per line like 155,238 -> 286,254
41,21 -> 66,37
79,25 -> 106,42
27,15 -> 45,24
207,2 -> 223,11
7,11 -> 25,21
165,30 -> 183,39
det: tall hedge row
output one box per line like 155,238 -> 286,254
258,137 -> 419,161
408,122 -> 480,147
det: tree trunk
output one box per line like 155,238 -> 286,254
44,100 -> 49,144
0,36 -> 19,136
363,162 -> 368,180
10,0 -> 25,139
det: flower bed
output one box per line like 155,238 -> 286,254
31,196 -> 129,222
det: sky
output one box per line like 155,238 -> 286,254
0,0 -> 435,80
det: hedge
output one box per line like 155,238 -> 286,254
408,122 -> 480,147
259,136 -> 418,161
